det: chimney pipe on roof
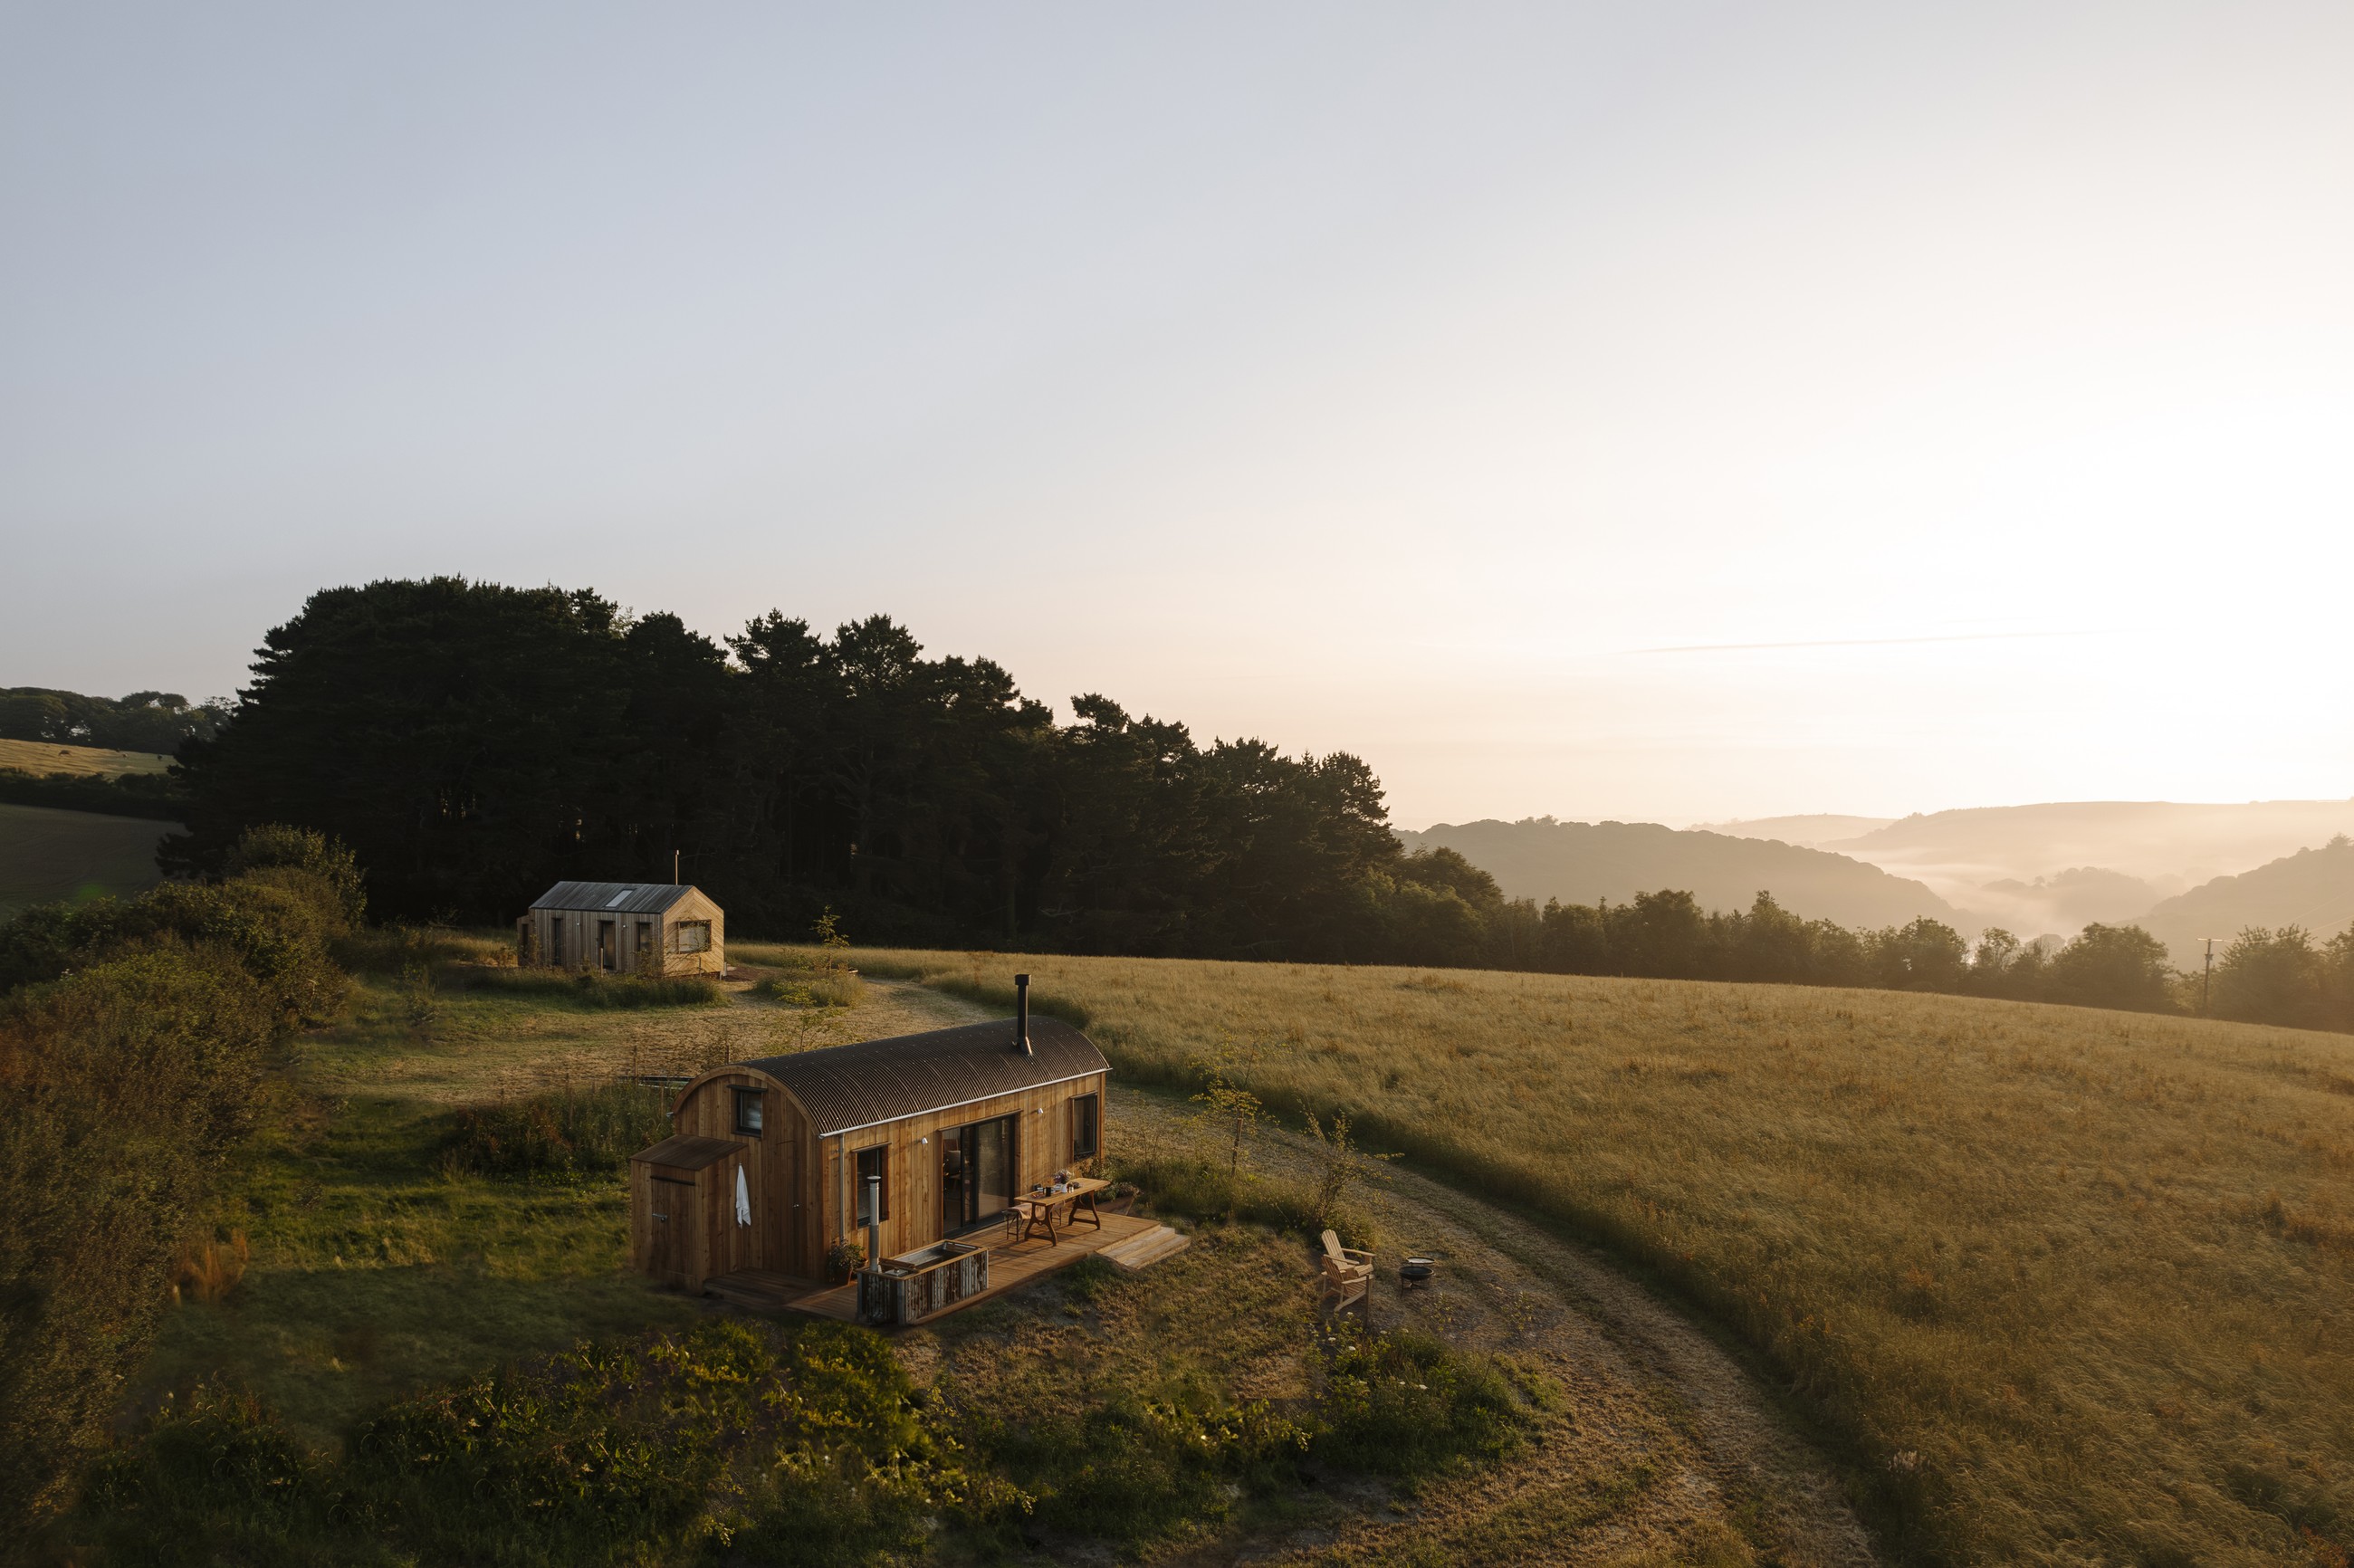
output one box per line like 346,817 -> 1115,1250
1014,973 -> 1032,1055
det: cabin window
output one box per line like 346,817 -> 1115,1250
675,921 -> 711,954
854,1144 -> 889,1223
733,1087 -> 765,1134
1069,1092 -> 1101,1160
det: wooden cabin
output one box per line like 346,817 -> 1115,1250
628,994 -> 1110,1293
518,881 -> 724,977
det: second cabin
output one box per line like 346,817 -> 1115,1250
518,880 -> 725,977
629,978 -> 1109,1292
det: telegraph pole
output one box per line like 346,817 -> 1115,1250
2199,936 -> 2217,1015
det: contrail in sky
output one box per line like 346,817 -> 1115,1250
1627,630 -> 2113,655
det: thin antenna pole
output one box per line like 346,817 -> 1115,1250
674,849 -> 680,885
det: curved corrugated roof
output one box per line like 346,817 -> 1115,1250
744,1017 -> 1108,1137
529,881 -> 702,914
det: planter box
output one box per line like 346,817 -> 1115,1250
856,1241 -> 990,1326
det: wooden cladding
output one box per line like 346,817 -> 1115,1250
516,885 -> 725,978
636,1065 -> 1111,1289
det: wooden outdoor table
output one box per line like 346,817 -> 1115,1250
1011,1177 -> 1108,1246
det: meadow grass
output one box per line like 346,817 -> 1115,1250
845,946 -> 2354,1565
0,801 -> 172,915
0,737 -> 173,778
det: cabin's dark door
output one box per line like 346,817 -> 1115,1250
650,1175 -> 694,1279
597,920 -> 617,971
942,1115 -> 1018,1233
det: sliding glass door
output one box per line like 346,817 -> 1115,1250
941,1114 -> 1019,1233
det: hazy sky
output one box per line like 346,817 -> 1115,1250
5,3 -> 2349,828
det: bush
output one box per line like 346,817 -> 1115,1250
80,1320 -> 1025,1568
443,1083 -> 673,1177
1313,1323 -> 1533,1479
0,827 -> 354,1535
952,1383 -> 1307,1546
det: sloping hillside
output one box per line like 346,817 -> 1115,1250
0,737 -> 174,778
2139,836 -> 2354,965
1397,817 -> 1959,928
0,801 -> 174,916
1690,813 -> 1895,847
1826,799 -> 2354,894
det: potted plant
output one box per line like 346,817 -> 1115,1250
825,1238 -> 866,1286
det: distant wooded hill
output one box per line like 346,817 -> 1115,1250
1394,817 -> 1961,930
2139,836 -> 2354,967
1708,798 -> 2354,939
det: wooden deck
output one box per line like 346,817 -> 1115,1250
703,1211 -> 1186,1327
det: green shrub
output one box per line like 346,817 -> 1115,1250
752,969 -> 862,1009
443,1083 -> 673,1176
1314,1323 -> 1531,1479
78,1382 -> 355,1567
80,1320 -> 1026,1568
0,827 -> 354,1535
953,1383 -> 1307,1546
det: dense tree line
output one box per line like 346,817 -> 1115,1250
0,827 -> 361,1535
167,578 -> 1429,955
0,687 -> 227,754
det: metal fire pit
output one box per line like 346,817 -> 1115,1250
1399,1257 -> 1435,1291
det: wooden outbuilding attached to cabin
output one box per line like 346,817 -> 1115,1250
518,881 -> 724,977
628,1007 -> 1110,1290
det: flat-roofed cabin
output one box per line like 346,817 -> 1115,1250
518,881 -> 723,977
628,1001 -> 1109,1292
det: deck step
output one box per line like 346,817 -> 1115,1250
1098,1224 -> 1189,1272
703,1271 -> 802,1312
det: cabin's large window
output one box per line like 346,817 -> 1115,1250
854,1144 -> 889,1223
733,1087 -> 765,1135
675,921 -> 711,954
1069,1092 -> 1101,1161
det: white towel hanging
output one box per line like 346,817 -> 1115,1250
734,1165 -> 751,1228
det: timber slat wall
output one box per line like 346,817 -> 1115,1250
521,886 -> 726,978
641,1063 -> 1109,1288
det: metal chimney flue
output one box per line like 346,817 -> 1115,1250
1013,973 -> 1033,1055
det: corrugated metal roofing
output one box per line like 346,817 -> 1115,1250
529,880 -> 701,914
631,1133 -> 743,1171
745,1017 -> 1109,1137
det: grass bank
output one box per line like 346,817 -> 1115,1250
846,946 -> 2354,1565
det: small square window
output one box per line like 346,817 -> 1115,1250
1069,1093 -> 1100,1161
733,1087 -> 764,1135
675,921 -> 711,954
854,1144 -> 889,1224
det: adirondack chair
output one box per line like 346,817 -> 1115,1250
1318,1229 -> 1374,1315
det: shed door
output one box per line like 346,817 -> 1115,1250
598,919 -> 618,971
650,1175 -> 694,1279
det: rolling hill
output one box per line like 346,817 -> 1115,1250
0,737 -> 174,779
2138,835 -> 2354,965
0,802 -> 175,916
1397,816 -> 1963,929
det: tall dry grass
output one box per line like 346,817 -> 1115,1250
851,947 -> 2354,1565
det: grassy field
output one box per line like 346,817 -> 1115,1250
129,936 -> 969,1447
839,946 -> 2354,1565
0,737 -> 174,777
0,800 -> 174,916
109,945 -> 1647,1565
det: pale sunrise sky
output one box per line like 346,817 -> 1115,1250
4,3 -> 2349,828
